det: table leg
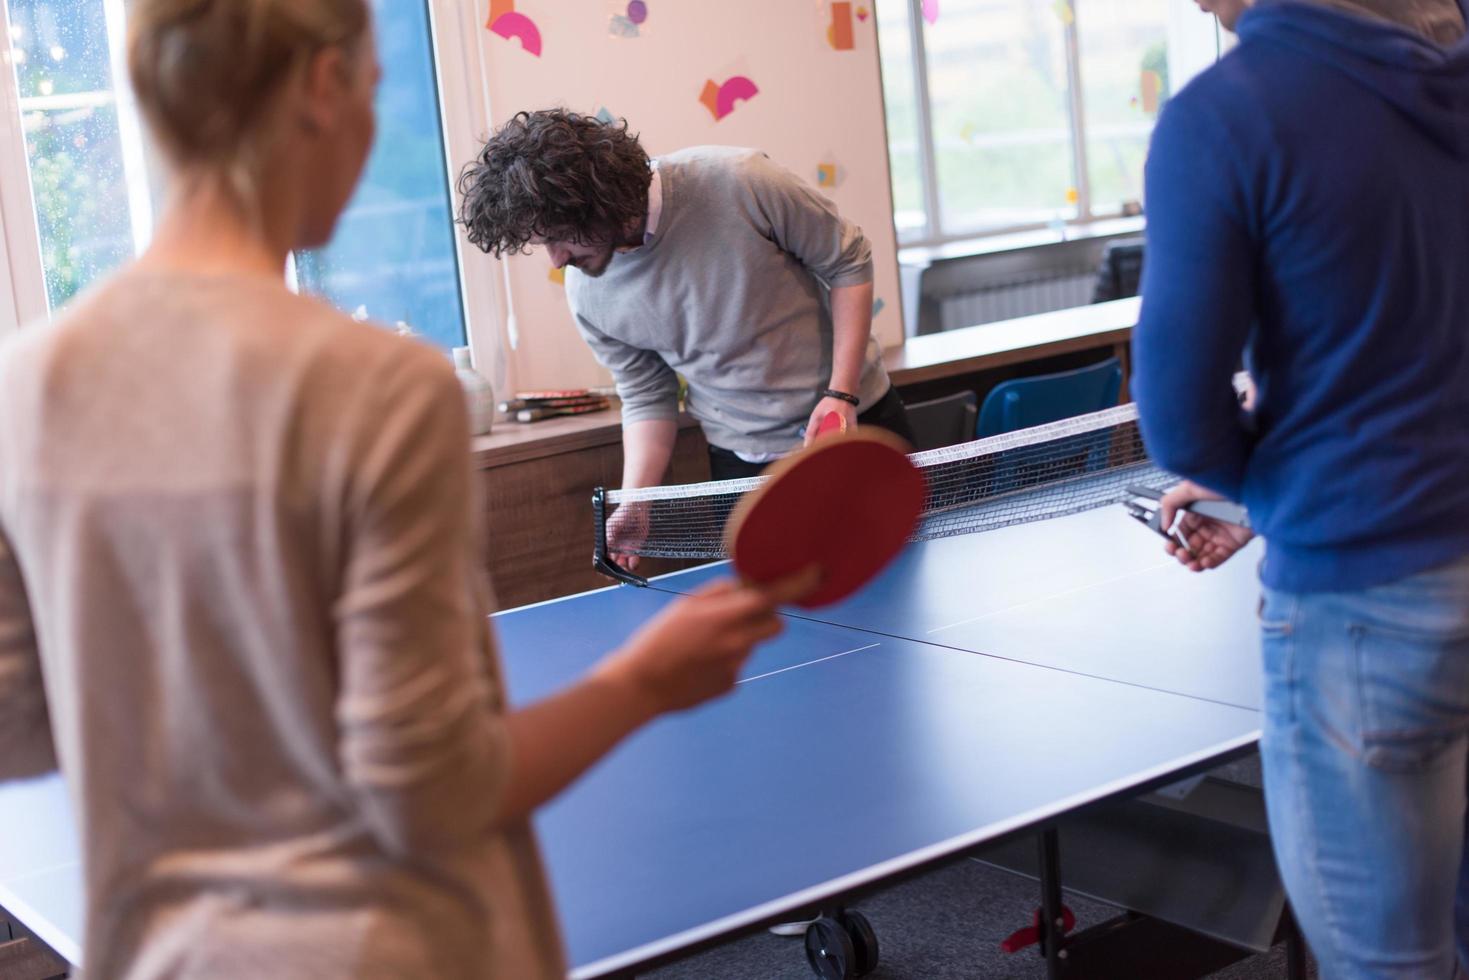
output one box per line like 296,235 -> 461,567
1038,827 -> 1067,979
1282,903 -> 1309,980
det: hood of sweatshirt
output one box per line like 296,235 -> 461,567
1240,0 -> 1469,157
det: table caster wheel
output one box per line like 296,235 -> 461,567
838,909 -> 879,976
804,915 -> 856,979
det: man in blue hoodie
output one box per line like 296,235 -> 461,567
1132,0 -> 1469,975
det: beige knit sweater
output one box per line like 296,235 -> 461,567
0,269 -> 565,979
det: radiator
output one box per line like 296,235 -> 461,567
936,271 -> 1097,333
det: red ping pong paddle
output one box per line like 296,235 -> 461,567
725,429 -> 927,609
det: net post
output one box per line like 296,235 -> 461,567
592,486 -> 648,587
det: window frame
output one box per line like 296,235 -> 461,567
0,0 -> 48,336
885,0 -> 1213,250
0,0 -> 491,361
426,0 -> 516,394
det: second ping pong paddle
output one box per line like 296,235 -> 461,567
725,430 -> 926,609
815,411 -> 848,438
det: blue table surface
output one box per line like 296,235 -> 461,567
0,501 -> 1265,978
655,501 -> 1265,710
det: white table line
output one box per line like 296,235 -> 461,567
926,560 -> 1172,636
737,643 -> 881,684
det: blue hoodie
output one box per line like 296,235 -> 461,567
1133,0 -> 1469,593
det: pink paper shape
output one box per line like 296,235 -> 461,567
922,0 -> 939,24
489,11 -> 543,56
716,76 -> 759,120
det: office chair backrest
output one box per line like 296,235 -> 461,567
977,357 -> 1124,438
904,390 -> 979,452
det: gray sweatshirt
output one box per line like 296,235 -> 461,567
567,146 -> 891,457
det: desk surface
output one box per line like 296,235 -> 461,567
471,407 -> 707,469
0,481 -> 1261,979
881,297 -> 1139,386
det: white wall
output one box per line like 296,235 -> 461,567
466,0 -> 904,394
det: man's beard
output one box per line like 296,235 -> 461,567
569,246 -> 617,278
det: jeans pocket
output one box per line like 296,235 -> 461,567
1350,621 -> 1469,773
1259,590 -> 1296,725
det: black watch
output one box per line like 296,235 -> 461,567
820,388 -> 860,407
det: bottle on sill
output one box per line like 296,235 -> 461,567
452,347 -> 495,436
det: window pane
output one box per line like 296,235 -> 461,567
1075,0 -> 1168,213
924,0 -> 1076,235
294,0 -> 467,352
7,0 -> 133,310
875,0 -> 926,239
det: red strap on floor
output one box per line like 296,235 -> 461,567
1000,905 -> 1076,953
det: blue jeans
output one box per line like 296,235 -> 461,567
1260,553 -> 1469,979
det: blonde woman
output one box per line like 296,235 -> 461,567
0,2 -> 793,977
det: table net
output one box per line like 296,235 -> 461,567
593,402 -> 1173,566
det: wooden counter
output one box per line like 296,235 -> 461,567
475,410 -> 709,608
470,407 -> 703,468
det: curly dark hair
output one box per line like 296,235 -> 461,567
457,109 -> 652,258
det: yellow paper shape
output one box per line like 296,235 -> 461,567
548,267 -> 566,285
699,79 -> 721,119
488,0 -> 515,28
828,2 -> 855,50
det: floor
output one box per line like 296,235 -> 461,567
648,756 -> 1317,980
647,854 -> 1313,980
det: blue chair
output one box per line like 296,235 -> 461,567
974,358 -> 1124,497
977,357 -> 1124,438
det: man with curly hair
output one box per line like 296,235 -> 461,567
459,109 -> 912,570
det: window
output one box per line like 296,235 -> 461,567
294,0 -> 467,351
1,0 -> 468,352
6,0 -> 138,310
877,0 -> 1170,246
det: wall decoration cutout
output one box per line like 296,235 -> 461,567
922,0 -> 939,25
871,297 -> 886,319
1052,0 -> 1074,26
827,1 -> 855,50
595,106 -> 617,125
487,6 -> 543,57
960,122 -> 978,144
856,5 -> 870,21
610,0 -> 648,37
700,76 -> 759,121
816,161 -> 844,189
549,267 -> 566,285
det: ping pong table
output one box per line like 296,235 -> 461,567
0,494 -> 1283,979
